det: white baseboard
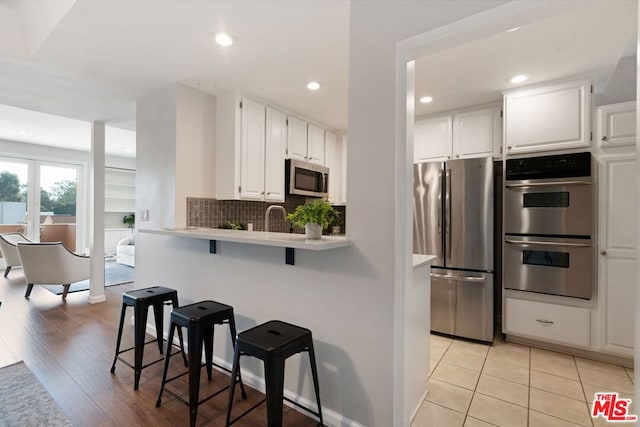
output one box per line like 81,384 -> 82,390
88,294 -> 106,304
146,324 -> 364,427
410,387 -> 429,423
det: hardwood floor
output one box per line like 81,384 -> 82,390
0,271 -> 318,426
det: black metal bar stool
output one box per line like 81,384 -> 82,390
225,320 -> 324,427
156,300 -> 247,427
110,286 -> 186,390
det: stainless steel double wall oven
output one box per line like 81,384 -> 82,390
503,152 -> 594,299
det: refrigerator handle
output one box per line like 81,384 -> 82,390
445,168 -> 452,260
437,170 -> 443,235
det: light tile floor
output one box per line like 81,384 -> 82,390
413,334 -> 635,427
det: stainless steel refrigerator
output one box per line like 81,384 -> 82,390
413,157 -> 494,342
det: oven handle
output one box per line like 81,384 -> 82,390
430,273 -> 486,283
505,180 -> 591,188
505,239 -> 592,248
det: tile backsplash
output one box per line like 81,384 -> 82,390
187,197 -> 346,234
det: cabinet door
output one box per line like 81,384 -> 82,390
287,116 -> 307,161
307,124 -> 326,165
324,131 -> 341,203
414,116 -> 452,163
264,107 -> 287,202
453,108 -> 501,159
597,102 -> 636,149
504,80 -> 591,155
598,155 -> 636,357
240,98 -> 266,200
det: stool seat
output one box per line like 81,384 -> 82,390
156,300 -> 246,427
226,320 -> 323,426
110,286 -> 186,390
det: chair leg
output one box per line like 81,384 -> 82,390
171,295 -> 188,367
111,303 -> 128,374
264,358 -> 286,427
24,284 -> 34,298
62,284 -> 70,301
4,266 -> 11,278
133,303 -> 149,390
152,302 -> 164,354
187,324 -> 204,427
203,324 -> 214,381
225,346 -> 243,426
156,323 -> 176,407
307,341 -> 324,426
228,316 -> 247,399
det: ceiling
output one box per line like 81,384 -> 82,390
0,0 -> 637,155
414,1 -> 637,116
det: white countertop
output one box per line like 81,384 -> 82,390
140,227 -> 351,250
413,254 -> 436,269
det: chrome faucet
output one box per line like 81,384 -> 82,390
264,205 -> 287,232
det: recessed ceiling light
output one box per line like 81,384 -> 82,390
215,33 -> 234,47
509,74 -> 528,84
419,96 -> 433,104
307,81 -> 321,90
506,26 -> 520,33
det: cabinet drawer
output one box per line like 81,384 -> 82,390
505,298 -> 589,348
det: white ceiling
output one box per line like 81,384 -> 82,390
0,0 -> 637,154
414,1 -> 637,116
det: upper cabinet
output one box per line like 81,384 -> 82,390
307,124 -> 326,166
414,105 -> 501,163
287,116 -> 308,161
503,79 -> 591,155
597,101 -> 636,149
216,93 -> 285,202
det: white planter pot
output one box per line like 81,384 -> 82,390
305,223 -> 322,240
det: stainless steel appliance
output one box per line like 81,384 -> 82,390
503,152 -> 594,299
285,159 -> 329,198
414,157 -> 494,342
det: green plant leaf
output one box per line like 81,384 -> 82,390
287,199 -> 338,229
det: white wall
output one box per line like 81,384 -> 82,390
136,86 -> 177,229
175,85 -> 216,227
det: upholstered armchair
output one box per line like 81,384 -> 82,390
116,236 -> 135,267
0,232 -> 32,277
17,242 -> 90,301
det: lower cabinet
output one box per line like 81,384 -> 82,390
505,298 -> 590,348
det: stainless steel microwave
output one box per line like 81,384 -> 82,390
285,159 -> 329,198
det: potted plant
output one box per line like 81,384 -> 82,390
123,214 -> 135,228
287,199 -> 339,240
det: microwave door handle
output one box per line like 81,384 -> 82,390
504,180 -> 592,188
505,239 -> 592,248
323,173 -> 328,194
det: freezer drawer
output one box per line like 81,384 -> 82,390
430,270 -> 493,342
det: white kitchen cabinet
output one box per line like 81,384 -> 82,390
505,298 -> 590,348
414,106 -> 501,163
414,116 -> 452,162
239,97 -> 266,200
504,79 -> 591,155
598,154 -> 636,358
453,107 -> 502,159
307,124 -> 326,165
324,131 -> 342,204
264,107 -> 287,202
105,167 -> 135,212
597,101 -> 636,149
216,92 -> 284,201
287,116 -> 308,162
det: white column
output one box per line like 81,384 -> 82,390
89,121 -> 106,304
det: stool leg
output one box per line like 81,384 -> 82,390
307,341 -> 324,426
156,323 -> 176,407
187,324 -> 203,427
171,295 -> 188,367
228,317 -> 247,399
264,357 -> 285,427
225,346 -> 242,427
110,302 -> 128,374
152,302 -> 165,354
203,324 -> 214,381
133,303 -> 149,390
